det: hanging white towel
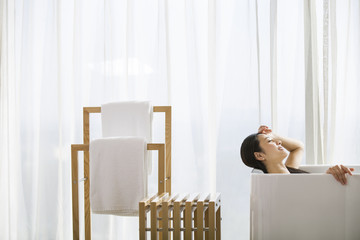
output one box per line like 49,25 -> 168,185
90,137 -> 147,216
101,101 -> 153,173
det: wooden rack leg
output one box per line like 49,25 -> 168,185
196,201 -> 204,240
194,208 -> 198,240
71,144 -> 89,240
162,201 -> 170,240
71,146 -> 80,240
173,202 -> 181,240
159,210 -> 163,240
139,202 -> 147,240
209,201 -> 215,240
185,202 -> 192,240
151,202 -> 158,239
84,150 -> 91,240
83,109 -> 91,240
216,206 -> 221,240
205,208 -> 209,240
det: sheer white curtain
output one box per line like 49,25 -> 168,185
1,0 -> 360,239
216,0 -> 306,238
1,0 -> 26,239
304,0 -> 360,165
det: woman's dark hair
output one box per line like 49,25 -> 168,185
240,133 -> 308,174
240,133 -> 268,173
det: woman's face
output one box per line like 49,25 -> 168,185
256,134 -> 288,162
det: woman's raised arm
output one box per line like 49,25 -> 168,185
258,125 -> 304,169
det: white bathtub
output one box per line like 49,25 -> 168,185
250,165 -> 360,240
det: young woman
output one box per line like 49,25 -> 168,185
240,125 -> 354,185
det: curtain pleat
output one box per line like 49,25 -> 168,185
270,0 -> 278,132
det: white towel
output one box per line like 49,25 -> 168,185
101,101 -> 152,139
101,101 -> 153,173
90,137 -> 147,216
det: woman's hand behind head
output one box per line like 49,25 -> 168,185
258,125 -> 272,135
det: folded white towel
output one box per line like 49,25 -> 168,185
101,101 -> 152,173
90,137 -> 147,216
101,101 -> 152,139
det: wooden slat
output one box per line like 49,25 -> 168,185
150,193 -> 168,239
209,193 -> 221,211
205,208 -> 209,240
173,193 -> 189,240
185,193 -> 200,240
159,208 -> 163,240
211,193 -> 221,239
71,144 -> 89,151
153,106 -> 170,112
185,202 -> 192,240
196,193 -> 211,240
162,195 -> 172,240
83,107 -> 101,113
196,201 -> 203,240
173,200 -> 181,240
140,193 -> 160,207
168,193 -> 180,203
167,193 -> 179,239
194,208 -> 198,240
209,193 -> 221,203
163,193 -> 179,240
207,192 -> 221,240
150,193 -> 168,207
147,143 -> 165,151
150,201 -> 158,240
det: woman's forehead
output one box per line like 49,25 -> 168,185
258,134 -> 271,141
